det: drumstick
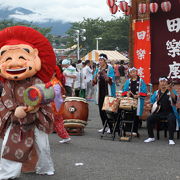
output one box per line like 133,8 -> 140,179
128,91 -> 134,97
130,91 -> 134,96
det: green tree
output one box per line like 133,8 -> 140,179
101,17 -> 129,51
65,18 -> 105,56
65,17 -> 129,57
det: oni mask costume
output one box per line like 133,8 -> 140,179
0,26 -> 56,179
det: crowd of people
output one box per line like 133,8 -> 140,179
59,59 -> 95,100
58,56 -> 129,100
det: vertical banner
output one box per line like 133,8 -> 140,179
133,20 -> 151,84
150,0 -> 180,84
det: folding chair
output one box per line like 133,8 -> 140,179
118,109 -> 136,141
100,111 -> 118,139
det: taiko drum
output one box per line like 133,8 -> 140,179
61,97 -> 89,135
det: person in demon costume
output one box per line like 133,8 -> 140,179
0,26 -> 56,179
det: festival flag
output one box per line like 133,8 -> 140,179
133,20 -> 151,84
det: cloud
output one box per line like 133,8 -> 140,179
1,0 -> 124,23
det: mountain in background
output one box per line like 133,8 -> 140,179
0,5 -> 71,35
36,20 -> 71,36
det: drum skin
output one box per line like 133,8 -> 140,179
61,97 -> 89,135
119,97 -> 138,110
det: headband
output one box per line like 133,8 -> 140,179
99,56 -> 107,60
159,77 -> 168,82
129,67 -> 137,72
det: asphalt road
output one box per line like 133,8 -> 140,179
1,101 -> 180,180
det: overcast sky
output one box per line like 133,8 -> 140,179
0,0 -> 130,23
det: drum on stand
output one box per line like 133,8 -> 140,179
102,96 -> 120,125
119,97 -> 137,110
102,96 -> 120,113
118,97 -> 138,140
61,97 -> 89,135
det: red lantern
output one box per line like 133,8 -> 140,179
119,1 -> 128,12
161,1 -> 171,12
138,3 -> 147,14
149,2 -> 158,13
125,6 -> 131,16
107,0 -> 115,8
109,4 -> 118,14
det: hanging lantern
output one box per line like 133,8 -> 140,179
109,4 -> 118,14
161,1 -> 171,12
150,3 -> 158,13
107,0 -> 115,8
138,3 -> 147,14
119,1 -> 128,12
149,2 -> 159,13
125,6 -> 131,16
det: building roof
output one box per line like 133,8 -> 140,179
81,50 -> 129,62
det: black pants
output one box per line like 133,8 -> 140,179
147,112 -> 176,140
133,116 -> 139,133
65,86 -> 72,96
98,96 -> 113,130
75,89 -> 80,97
79,89 -> 86,98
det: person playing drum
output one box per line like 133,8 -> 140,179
93,53 -> 116,133
144,77 -> 180,145
122,67 -> 147,136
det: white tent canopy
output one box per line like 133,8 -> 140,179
81,50 -> 128,62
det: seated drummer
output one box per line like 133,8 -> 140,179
144,77 -> 179,145
121,67 -> 147,136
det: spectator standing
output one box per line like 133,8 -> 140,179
76,60 -> 82,72
84,60 -> 94,99
80,62 -> 87,98
62,59 -> 77,96
73,65 -> 81,97
119,60 -> 126,90
124,62 -> 130,79
114,62 -> 120,86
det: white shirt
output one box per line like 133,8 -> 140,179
63,65 -> 77,87
83,65 -> 93,83
74,71 -> 81,89
81,67 -> 87,89
76,63 -> 82,72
